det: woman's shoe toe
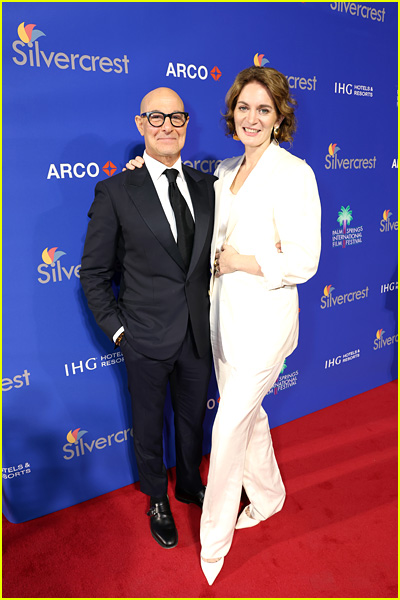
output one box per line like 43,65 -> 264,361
200,556 -> 224,585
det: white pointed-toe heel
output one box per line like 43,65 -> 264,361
235,504 -> 261,529
200,556 -> 224,585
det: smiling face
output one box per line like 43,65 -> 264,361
233,81 -> 282,152
135,87 -> 188,167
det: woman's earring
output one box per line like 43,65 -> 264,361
273,126 -> 280,144
233,131 -> 240,141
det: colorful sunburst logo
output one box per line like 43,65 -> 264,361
383,210 -> 392,221
66,428 -> 88,444
17,22 -> 45,43
376,329 -> 385,340
328,143 -> 340,156
42,247 -> 66,266
324,284 -> 335,297
254,53 -> 269,67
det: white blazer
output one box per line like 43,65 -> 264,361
210,142 -> 321,371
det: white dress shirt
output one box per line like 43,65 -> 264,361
143,151 -> 195,241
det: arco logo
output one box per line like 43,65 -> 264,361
102,161 -> 117,176
254,53 -> 269,67
210,66 -> 221,81
37,245 -> 81,284
47,161 -> 117,179
17,22 -> 45,43
165,62 -> 220,81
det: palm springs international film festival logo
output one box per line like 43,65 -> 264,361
12,22 -> 129,74
373,329 -> 398,351
332,205 -> 363,248
63,426 -> 134,460
325,143 -> 376,170
37,246 -> 81,284
320,284 -> 369,309
380,209 -> 398,233
265,359 -> 298,396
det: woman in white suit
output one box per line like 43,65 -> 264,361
200,66 -> 321,585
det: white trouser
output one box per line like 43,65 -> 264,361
200,357 -> 286,560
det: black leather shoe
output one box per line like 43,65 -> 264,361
175,485 -> 206,508
147,496 -> 178,549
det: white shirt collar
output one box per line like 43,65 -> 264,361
143,150 -> 184,181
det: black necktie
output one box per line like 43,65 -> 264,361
164,168 -> 195,269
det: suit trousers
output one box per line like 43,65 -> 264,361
200,357 -> 286,559
120,324 -> 212,498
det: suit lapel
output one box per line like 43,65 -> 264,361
184,166 -> 212,277
124,167 -> 185,270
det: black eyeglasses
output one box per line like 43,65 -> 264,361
140,111 -> 189,128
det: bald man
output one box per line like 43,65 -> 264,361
80,88 -> 216,549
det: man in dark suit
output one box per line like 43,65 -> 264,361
80,87 -> 215,549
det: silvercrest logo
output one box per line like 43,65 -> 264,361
330,3 -> 385,22
320,284 -> 369,309
13,22 -> 129,74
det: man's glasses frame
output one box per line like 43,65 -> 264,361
140,111 -> 189,128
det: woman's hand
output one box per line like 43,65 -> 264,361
214,243 -> 265,278
214,244 -> 239,277
123,156 -> 145,171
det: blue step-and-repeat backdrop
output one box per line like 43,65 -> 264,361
3,2 -> 398,523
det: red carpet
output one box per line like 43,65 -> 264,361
3,381 -> 397,598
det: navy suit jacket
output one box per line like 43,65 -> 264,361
80,163 -> 216,360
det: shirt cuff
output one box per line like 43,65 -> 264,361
113,326 -> 125,343
254,249 -> 286,290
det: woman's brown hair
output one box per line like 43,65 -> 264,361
224,66 -> 297,143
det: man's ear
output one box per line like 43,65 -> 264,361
135,115 -> 144,136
